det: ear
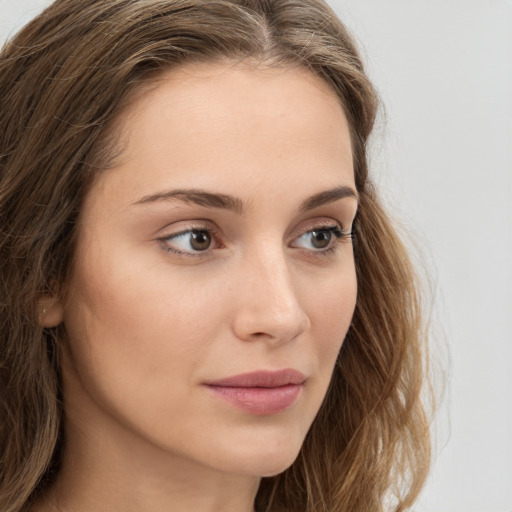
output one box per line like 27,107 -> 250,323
38,296 -> 65,328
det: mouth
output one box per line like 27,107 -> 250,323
203,369 -> 306,415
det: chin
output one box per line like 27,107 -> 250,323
224,452 -> 301,478
213,430 -> 305,478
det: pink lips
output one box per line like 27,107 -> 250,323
204,369 -> 305,415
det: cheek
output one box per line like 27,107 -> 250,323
305,262 -> 357,370
61,243 -> 227,421
64,262 -> 218,374
61,262 -> 235,464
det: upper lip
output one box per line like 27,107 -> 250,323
204,369 -> 306,388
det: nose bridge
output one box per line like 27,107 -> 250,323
231,239 -> 310,344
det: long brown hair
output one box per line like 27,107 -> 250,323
0,1 -> 431,510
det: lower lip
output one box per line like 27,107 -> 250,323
205,384 -> 303,415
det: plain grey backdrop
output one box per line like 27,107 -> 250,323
1,1 -> 511,511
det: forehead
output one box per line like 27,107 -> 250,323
90,61 -> 354,210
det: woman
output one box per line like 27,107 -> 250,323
0,1 -> 431,511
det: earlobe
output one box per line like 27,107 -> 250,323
38,297 -> 64,328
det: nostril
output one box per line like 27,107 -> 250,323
249,331 -> 277,340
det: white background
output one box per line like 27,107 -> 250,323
1,1 -> 511,511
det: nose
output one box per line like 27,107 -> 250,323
230,246 -> 310,345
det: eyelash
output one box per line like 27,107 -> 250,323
158,223 -> 352,259
159,224 -> 224,258
295,224 -> 352,258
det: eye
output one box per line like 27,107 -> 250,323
160,228 -> 215,255
292,225 -> 350,252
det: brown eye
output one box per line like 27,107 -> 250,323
161,228 -> 214,255
291,225 -> 347,253
310,230 -> 332,249
190,230 -> 211,251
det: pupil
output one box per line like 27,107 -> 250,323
190,230 -> 211,251
312,230 -> 331,249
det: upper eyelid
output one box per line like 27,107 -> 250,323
159,220 -> 219,237
159,218 -> 347,240
161,225 -> 222,243
287,218 -> 348,240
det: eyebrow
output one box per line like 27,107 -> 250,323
298,186 -> 358,212
134,189 -> 244,214
133,185 -> 358,214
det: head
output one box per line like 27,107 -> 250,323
0,1 -> 430,511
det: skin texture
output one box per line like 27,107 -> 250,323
38,62 -> 358,512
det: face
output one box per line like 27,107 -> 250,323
55,62 -> 358,479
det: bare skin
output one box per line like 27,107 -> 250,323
36,61 -> 357,512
